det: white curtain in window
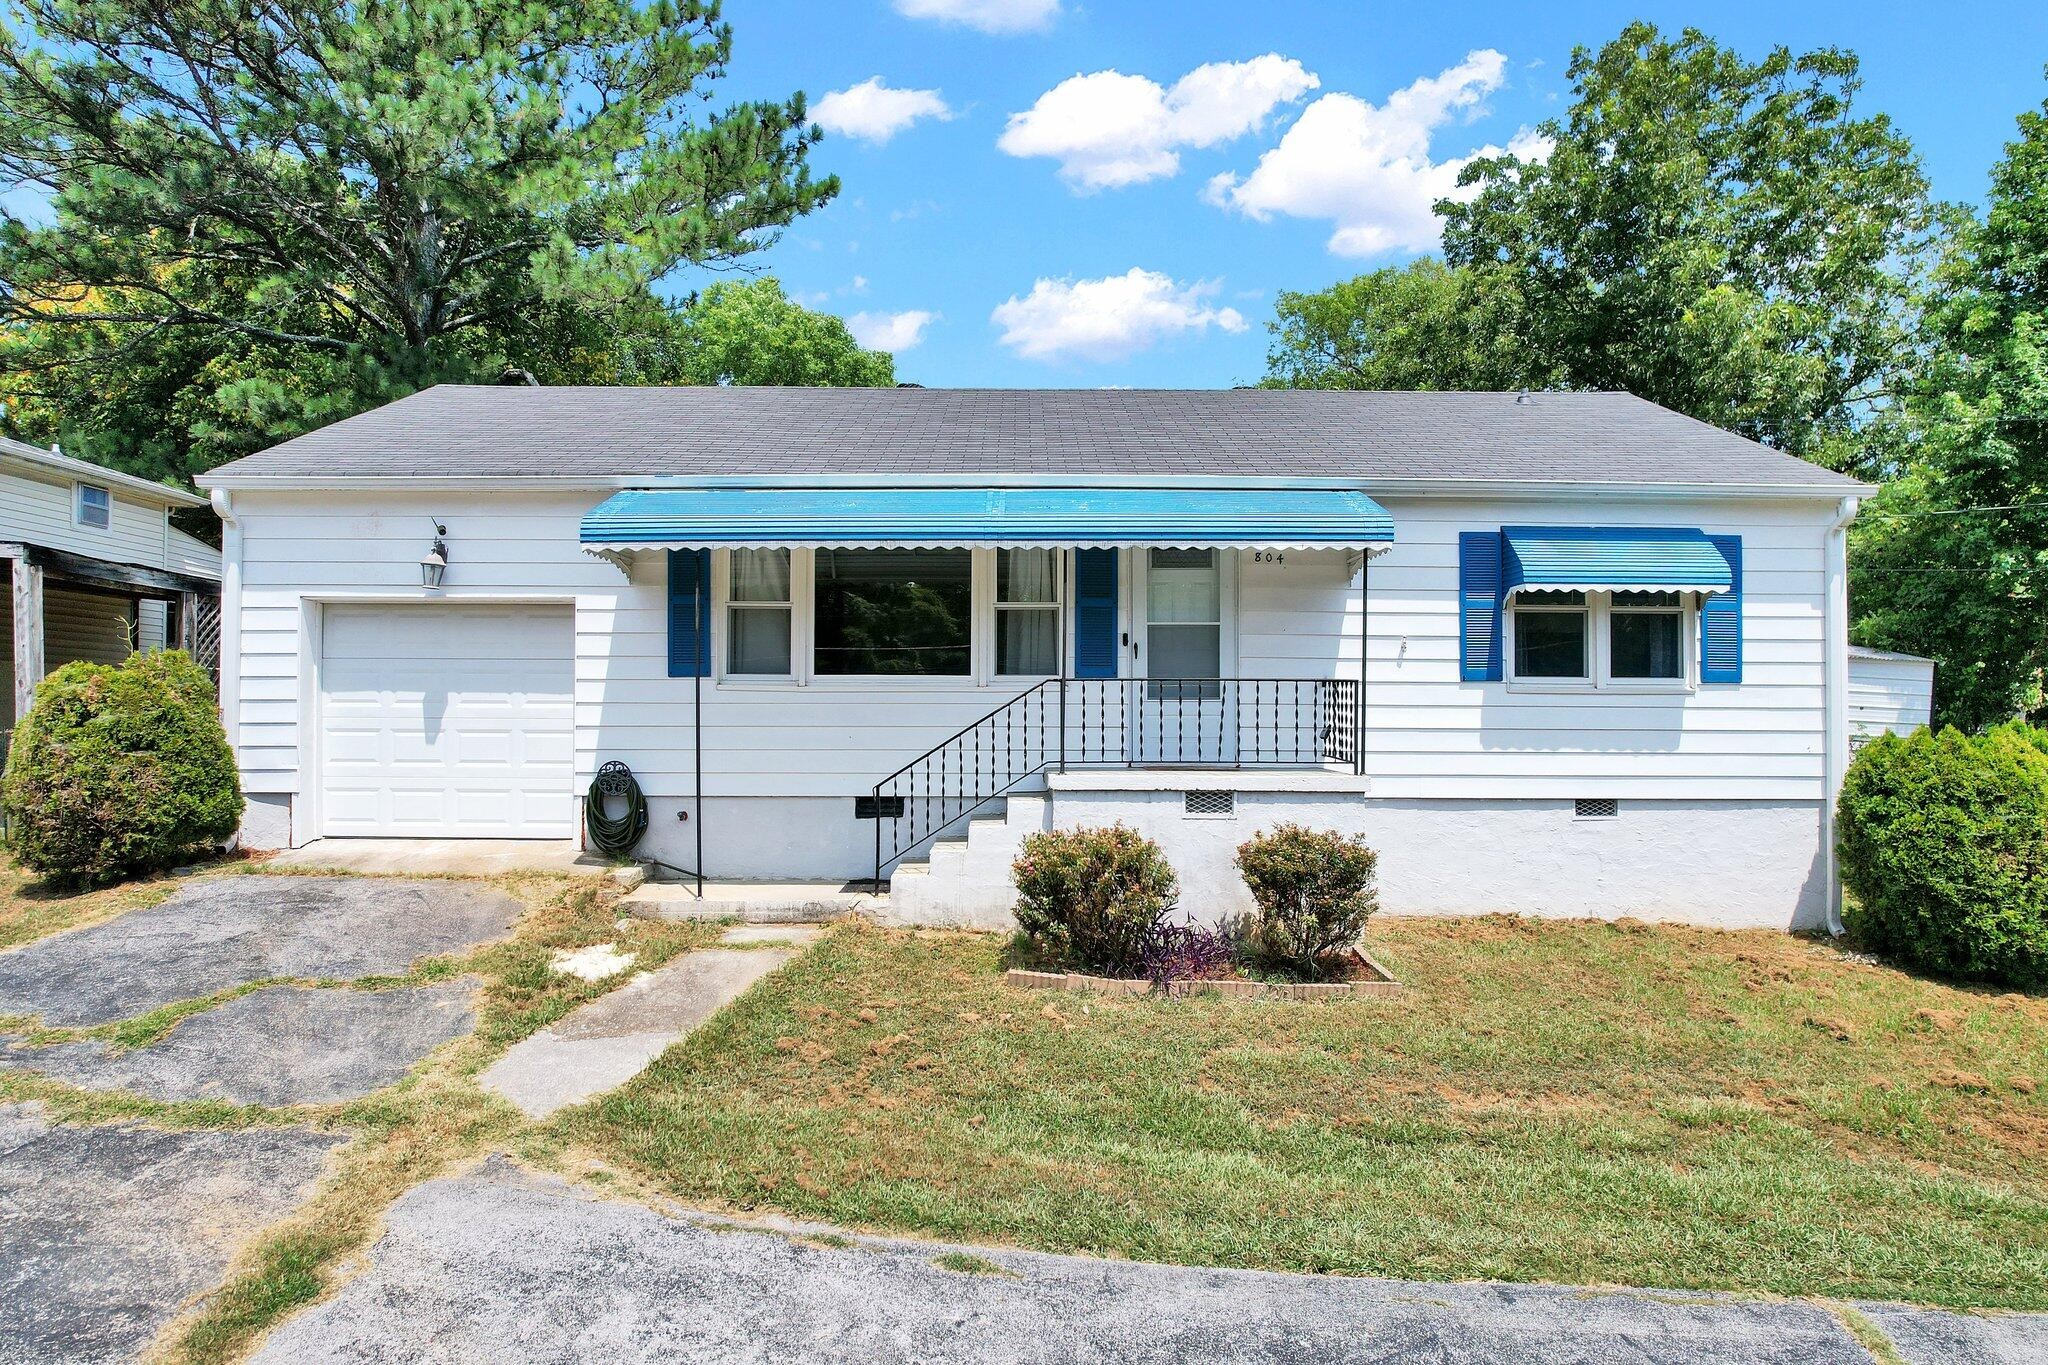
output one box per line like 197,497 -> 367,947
731,548 -> 791,603
1001,548 -> 1056,604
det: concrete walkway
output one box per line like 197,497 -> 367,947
268,838 -> 614,878
478,935 -> 816,1118
251,1159 -> 2048,1365
624,880 -> 883,922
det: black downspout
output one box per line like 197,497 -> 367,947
1058,550 -> 1068,773
695,556 -> 705,897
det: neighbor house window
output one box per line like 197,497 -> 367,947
75,482 -> 110,529
727,549 -> 792,675
996,548 -> 1058,676
1609,591 -> 1684,680
1512,591 -> 1589,679
814,548 -> 971,676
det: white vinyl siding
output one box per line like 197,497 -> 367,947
1848,649 -> 1934,747
1354,497 -> 1827,799
0,467 -> 182,568
222,489 -> 1837,812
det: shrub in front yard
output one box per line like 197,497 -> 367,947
1235,824 -> 1379,981
1838,724 -> 2048,990
3,651 -> 242,885
1010,825 -> 1178,975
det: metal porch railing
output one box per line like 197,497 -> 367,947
870,676 -> 1360,888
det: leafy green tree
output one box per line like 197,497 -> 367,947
665,278 -> 894,387
1261,259 -> 1518,392
1268,24 -> 1939,475
1852,87 -> 2048,728
0,0 -> 835,476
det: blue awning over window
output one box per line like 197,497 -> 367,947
1502,526 -> 1734,596
581,484 -> 1395,550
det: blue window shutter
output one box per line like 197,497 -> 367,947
1072,548 -> 1118,679
1458,532 -> 1504,682
1699,534 -> 1743,683
667,549 -> 710,678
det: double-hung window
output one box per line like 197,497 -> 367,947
1509,590 -> 1692,688
1608,591 -> 1684,680
727,549 -> 793,676
1511,591 -> 1589,679
995,548 -> 1058,676
75,482 -> 110,529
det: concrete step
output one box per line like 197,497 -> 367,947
624,880 -> 884,923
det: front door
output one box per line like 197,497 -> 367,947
1136,548 -> 1232,764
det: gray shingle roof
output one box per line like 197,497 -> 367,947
199,385 -> 1864,491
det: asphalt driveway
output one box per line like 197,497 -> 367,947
0,1102 -> 342,1365
0,873 -> 523,1362
251,1160 -> 2048,1365
0,875 -> 520,1027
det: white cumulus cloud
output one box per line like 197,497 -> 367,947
999,55 -> 1319,192
813,78 -> 953,145
894,0 -> 1060,34
991,269 -> 1247,363
1206,49 -> 1549,256
848,309 -> 938,352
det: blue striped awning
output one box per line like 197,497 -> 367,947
580,485 -> 1395,550
1502,526 -> 1734,596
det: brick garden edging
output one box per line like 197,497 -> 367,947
1005,950 -> 1401,1001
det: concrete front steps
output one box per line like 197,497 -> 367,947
886,792 -> 1047,930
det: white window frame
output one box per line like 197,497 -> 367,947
1506,590 -> 1696,694
75,481 -> 111,529
989,547 -> 1062,681
718,547 -> 799,682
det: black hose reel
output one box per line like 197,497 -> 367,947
585,760 -> 649,858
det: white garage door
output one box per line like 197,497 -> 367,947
319,605 -> 575,838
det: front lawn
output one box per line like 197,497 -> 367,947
569,916 -> 2048,1310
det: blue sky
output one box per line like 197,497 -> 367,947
694,0 -> 2048,388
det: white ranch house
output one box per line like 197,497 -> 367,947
197,385 -> 1883,931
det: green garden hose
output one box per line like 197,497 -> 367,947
585,760 -> 649,857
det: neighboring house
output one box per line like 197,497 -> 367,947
0,436 -> 222,738
195,386 -> 1874,931
1847,645 -> 1935,749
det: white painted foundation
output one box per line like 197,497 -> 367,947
1048,786 -> 1827,931
242,782 -> 1825,931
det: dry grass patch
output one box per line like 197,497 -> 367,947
566,916 -> 2048,1310
0,863 -> 727,1365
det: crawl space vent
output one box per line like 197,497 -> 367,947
1575,798 -> 1619,819
1185,791 -> 1235,817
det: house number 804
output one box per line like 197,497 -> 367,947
1253,551 -> 1286,564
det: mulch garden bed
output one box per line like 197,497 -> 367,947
1005,948 -> 1402,1000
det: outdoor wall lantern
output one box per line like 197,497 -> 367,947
421,521 -> 449,589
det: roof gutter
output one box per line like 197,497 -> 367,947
193,471 -> 1877,500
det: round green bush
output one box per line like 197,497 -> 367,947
1235,824 -> 1379,980
1010,824 -> 1178,975
3,650 -> 242,885
1838,724 -> 2048,990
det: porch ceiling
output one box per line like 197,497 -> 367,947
578,484 -> 1395,551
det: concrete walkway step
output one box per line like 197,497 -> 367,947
478,945 -> 803,1119
623,880 -> 883,923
